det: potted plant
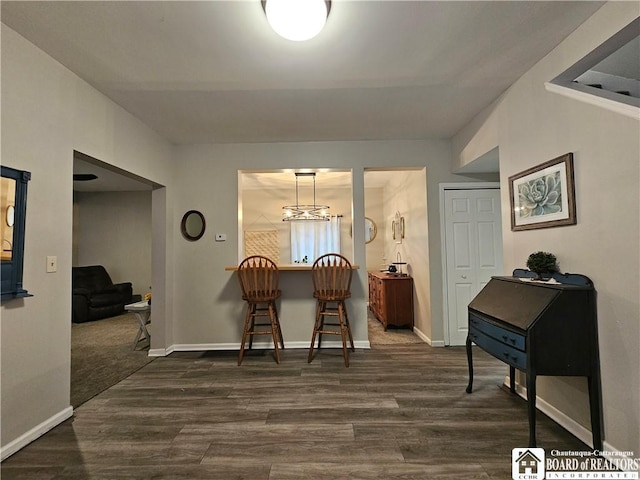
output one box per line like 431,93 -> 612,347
526,251 -> 559,280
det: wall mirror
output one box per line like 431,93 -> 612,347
1,165 -> 31,301
392,210 -> 405,243
6,205 -> 15,227
365,217 -> 377,243
181,210 -> 206,241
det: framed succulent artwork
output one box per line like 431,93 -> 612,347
509,153 -> 576,231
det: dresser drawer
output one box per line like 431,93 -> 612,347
469,313 -> 525,351
468,326 -> 527,370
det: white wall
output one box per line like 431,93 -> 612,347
74,191 -> 152,296
364,186 -> 385,271
453,2 -> 639,454
380,170 -> 432,342
0,25 -> 174,458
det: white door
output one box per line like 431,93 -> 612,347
444,188 -> 503,346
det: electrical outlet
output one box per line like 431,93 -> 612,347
46,256 -> 57,273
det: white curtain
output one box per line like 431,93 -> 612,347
290,216 -> 341,264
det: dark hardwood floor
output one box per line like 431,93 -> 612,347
2,344 -> 588,479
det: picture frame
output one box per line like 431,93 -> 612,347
392,211 -> 404,242
509,153 -> 576,231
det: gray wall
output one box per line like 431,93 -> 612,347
73,191 -> 152,297
0,24 -> 174,458
169,141 -> 489,348
453,2 -> 639,454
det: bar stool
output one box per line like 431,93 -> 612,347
308,253 -> 355,367
236,255 -> 284,365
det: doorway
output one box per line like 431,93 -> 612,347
441,184 -> 503,346
71,151 -> 158,406
364,168 -> 428,344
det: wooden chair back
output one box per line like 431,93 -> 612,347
237,255 -> 280,302
311,253 -> 352,301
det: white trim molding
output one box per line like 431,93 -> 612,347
508,379 -> 594,449
1,406 -> 73,461
414,326 -> 444,347
545,82 -> 640,120
163,341 -> 371,354
148,346 -> 173,357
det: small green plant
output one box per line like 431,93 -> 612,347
526,251 -> 559,277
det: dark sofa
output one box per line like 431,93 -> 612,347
72,265 -> 133,323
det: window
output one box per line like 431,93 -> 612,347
290,216 -> 341,264
1,165 -> 31,301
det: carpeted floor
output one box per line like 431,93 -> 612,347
367,311 -> 424,345
71,312 -> 155,407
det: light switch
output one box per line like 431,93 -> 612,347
215,234 -> 227,242
46,256 -> 57,273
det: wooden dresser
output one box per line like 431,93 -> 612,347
368,271 -> 414,330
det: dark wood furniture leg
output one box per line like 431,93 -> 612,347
466,335 -> 474,394
510,366 -> 516,393
588,374 -> 604,450
527,372 -> 537,447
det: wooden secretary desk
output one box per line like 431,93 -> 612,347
465,270 -> 603,450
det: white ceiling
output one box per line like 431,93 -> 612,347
3,1 -> 605,191
241,169 -> 404,190
2,0 -> 604,147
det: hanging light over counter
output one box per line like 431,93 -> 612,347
282,172 -> 331,221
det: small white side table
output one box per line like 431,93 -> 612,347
125,301 -> 151,350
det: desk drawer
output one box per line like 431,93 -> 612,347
469,313 -> 525,351
469,326 -> 527,370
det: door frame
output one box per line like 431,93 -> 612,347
439,182 -> 501,346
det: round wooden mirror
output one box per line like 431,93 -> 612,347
365,217 -> 377,243
181,210 -> 206,241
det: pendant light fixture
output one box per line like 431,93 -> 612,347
282,172 -> 331,221
263,0 -> 331,42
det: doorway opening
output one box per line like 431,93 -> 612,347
364,168 -> 428,346
71,151 -> 161,407
238,169 -> 353,265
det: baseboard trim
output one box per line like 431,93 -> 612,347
162,340 -> 371,354
413,327 -> 444,347
1,406 -> 73,461
510,379 -> 624,452
507,377 -> 595,448
148,346 -> 173,357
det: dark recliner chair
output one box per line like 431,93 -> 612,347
72,265 -> 133,323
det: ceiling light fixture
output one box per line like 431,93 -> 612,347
263,0 -> 331,42
282,172 -> 331,221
